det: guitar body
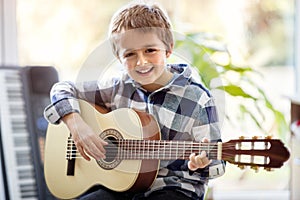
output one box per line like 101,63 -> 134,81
44,100 -> 161,199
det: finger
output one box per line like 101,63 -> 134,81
189,153 -> 197,165
100,139 -> 108,145
201,137 -> 209,143
74,139 -> 91,161
95,139 -> 108,154
199,150 -> 207,157
77,145 -> 91,161
189,153 -> 196,160
188,161 -> 198,171
188,153 -> 199,171
195,155 -> 204,166
85,143 -> 106,160
196,152 -> 212,167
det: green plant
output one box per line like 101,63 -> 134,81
173,32 -> 289,140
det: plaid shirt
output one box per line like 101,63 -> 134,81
44,64 -> 225,200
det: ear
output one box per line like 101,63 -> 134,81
166,43 -> 174,58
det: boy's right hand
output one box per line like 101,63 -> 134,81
62,112 -> 108,161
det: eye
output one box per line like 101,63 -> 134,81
124,52 -> 135,58
145,48 -> 158,53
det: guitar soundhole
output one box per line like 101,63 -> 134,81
97,129 -> 122,170
104,136 -> 118,163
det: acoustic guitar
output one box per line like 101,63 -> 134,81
44,100 -> 290,199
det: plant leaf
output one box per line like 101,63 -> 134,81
217,85 -> 257,100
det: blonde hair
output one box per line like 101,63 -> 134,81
109,2 -> 174,56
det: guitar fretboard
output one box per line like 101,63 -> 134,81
116,140 -> 221,160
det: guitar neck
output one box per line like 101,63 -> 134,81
106,139 -> 222,161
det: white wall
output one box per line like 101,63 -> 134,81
0,0 -> 18,66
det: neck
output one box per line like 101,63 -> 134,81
113,140 -> 221,160
142,71 -> 174,92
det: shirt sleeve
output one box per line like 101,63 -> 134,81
43,81 -> 81,124
43,79 -> 118,124
188,94 -> 226,180
44,98 -> 80,124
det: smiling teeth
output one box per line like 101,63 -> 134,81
138,68 -> 152,73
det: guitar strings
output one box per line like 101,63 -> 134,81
65,146 -> 266,161
65,141 -> 255,154
65,139 -> 271,160
65,148 -> 232,160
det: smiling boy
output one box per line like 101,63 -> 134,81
44,2 -> 225,200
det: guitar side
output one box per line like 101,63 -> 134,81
44,100 -> 160,199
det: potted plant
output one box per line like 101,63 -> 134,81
173,32 -> 288,140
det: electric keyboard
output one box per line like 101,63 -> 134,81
0,66 -> 58,199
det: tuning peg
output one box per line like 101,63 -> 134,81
252,136 -> 259,140
239,136 -> 245,140
251,166 -> 259,173
264,167 -> 273,172
238,164 -> 245,170
265,135 -> 272,140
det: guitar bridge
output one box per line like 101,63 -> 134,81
66,134 -> 76,176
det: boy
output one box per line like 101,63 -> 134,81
44,1 -> 225,200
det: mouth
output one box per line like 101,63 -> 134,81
135,66 -> 154,75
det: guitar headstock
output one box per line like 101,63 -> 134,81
222,136 -> 290,172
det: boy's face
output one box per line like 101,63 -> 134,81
115,30 -> 173,91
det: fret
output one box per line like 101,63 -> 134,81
138,139 -> 141,160
162,141 -> 165,160
181,141 -> 185,159
117,139 -> 121,160
130,140 -> 133,159
134,140 -> 137,159
121,140 -> 125,159
133,140 -> 136,159
129,140 -> 132,159
199,142 -> 203,156
126,140 -> 131,159
137,140 -> 140,159
142,140 -> 145,159
157,141 -> 160,159
168,141 -> 171,160
176,141 -> 179,159
207,143 -> 210,158
121,139 -> 124,159
146,140 -> 149,159
126,139 -> 129,159
152,140 -> 155,159
131,140 -> 133,159
199,142 -> 202,155
190,141 -> 193,157
127,140 -> 130,159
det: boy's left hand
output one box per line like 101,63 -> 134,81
188,137 -> 212,171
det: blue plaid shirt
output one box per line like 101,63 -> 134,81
44,64 -> 225,199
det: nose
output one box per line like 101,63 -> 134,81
136,52 -> 147,66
